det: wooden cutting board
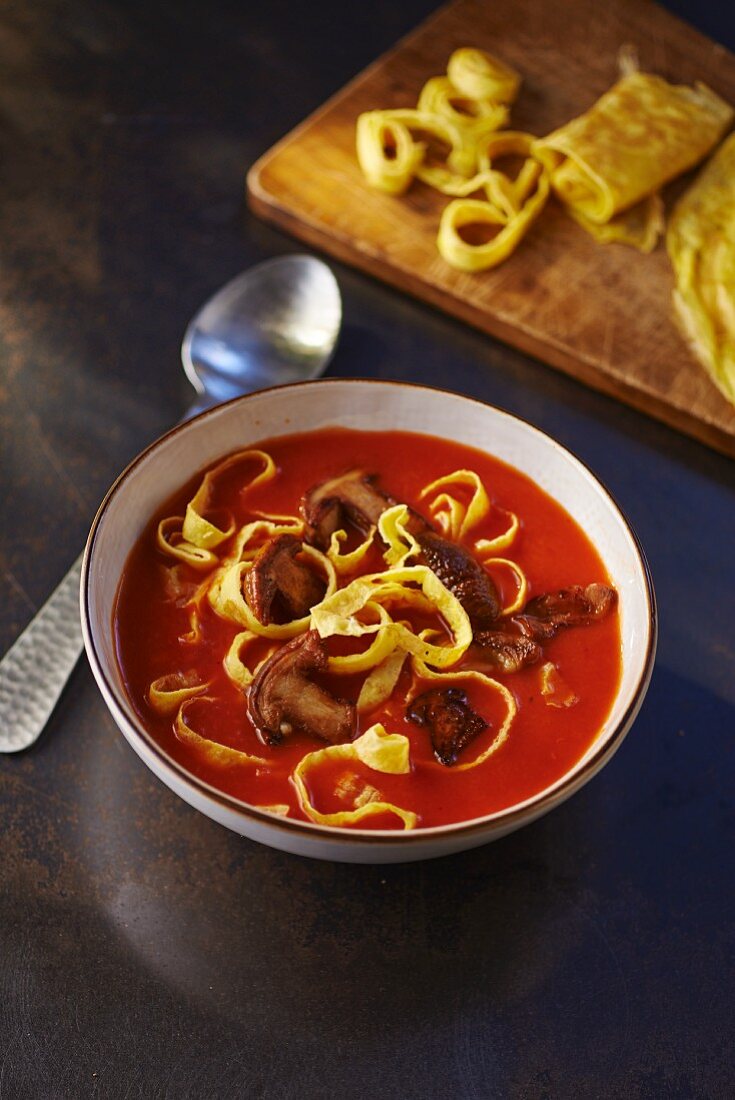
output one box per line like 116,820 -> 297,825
247,0 -> 735,458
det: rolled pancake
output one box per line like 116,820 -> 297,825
534,72 -> 732,224
667,133 -> 735,405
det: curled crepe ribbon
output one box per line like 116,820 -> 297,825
156,516 -> 219,571
415,469 -> 519,553
482,557 -> 528,616
156,450 -> 279,570
227,515 -> 304,563
326,525 -> 377,575
387,107 -> 493,194
175,696 -> 267,766
327,602 -> 400,675
410,656 -> 517,770
148,671 -> 210,715
474,509 -> 519,555
437,176 -> 549,272
357,647 -> 408,713
447,47 -> 521,105
223,630 -> 278,690
475,131 -> 545,215
379,504 -> 422,568
182,449 -> 276,549
355,111 -> 425,195
417,75 -> 509,147
418,469 -> 490,540
356,109 -> 466,195
311,565 -> 472,670
293,723 -> 417,829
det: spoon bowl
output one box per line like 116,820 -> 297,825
181,255 -> 342,407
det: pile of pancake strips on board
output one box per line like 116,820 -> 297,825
357,46 -> 735,405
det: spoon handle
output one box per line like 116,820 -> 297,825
0,397 -> 201,753
0,555 -> 83,752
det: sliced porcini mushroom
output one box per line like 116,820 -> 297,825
472,629 -> 541,672
248,630 -> 356,746
407,687 -> 487,766
302,469 -> 396,548
244,534 -> 326,625
515,583 -> 617,641
416,530 -> 501,628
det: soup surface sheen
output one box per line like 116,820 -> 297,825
115,427 -> 621,830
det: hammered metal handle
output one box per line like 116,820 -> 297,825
0,555 -> 83,752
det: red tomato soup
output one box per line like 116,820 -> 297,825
115,428 -> 621,830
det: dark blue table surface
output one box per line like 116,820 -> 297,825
0,2 -> 733,1097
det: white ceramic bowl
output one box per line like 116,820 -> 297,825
82,380 -> 656,863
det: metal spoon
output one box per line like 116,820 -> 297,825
0,254 -> 342,752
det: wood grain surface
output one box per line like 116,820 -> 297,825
248,0 -> 735,457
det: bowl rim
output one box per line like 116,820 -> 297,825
81,377 -> 657,847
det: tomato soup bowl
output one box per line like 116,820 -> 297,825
82,379 -> 656,863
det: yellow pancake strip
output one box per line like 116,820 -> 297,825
474,508 -> 519,555
447,47 -> 520,105
148,672 -> 210,715
437,168 -> 549,273
156,452 -> 282,571
418,468 -> 490,540
175,697 -> 267,766
379,504 -> 422,568
327,602 -> 399,675
417,76 -> 509,147
292,723 -> 417,829
483,557 -> 528,617
410,657 -> 516,770
326,526 -> 377,575
311,565 -> 472,669
182,449 -> 276,549
355,111 -> 426,195
356,109 -> 468,194
417,470 -> 520,556
156,516 -> 219,571
227,515 -> 304,562
357,647 -> 409,714
223,630 -> 278,690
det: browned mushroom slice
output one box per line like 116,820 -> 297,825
244,534 -> 326,625
248,630 -> 356,746
416,530 -> 501,628
515,583 -> 617,641
472,630 -> 541,673
302,469 -> 397,548
303,471 -> 502,630
407,687 -> 487,766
